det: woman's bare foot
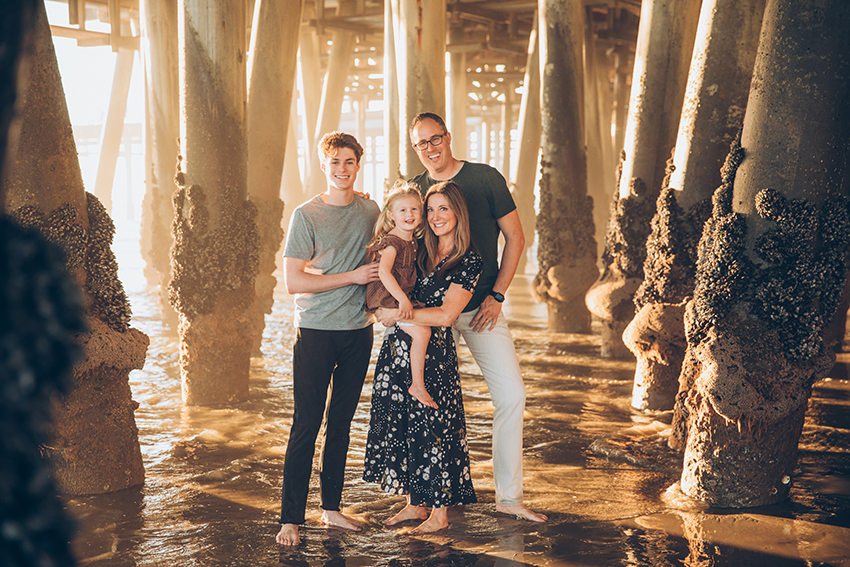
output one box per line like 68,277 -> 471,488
411,508 -> 448,534
276,523 -> 300,546
385,504 -> 428,526
321,510 -> 363,531
496,504 -> 548,522
409,384 -> 438,408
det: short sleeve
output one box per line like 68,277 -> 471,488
369,234 -> 405,254
447,251 -> 482,293
283,208 -> 315,261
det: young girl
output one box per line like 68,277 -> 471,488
365,182 -> 437,409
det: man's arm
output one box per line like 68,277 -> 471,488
284,256 -> 379,295
470,209 -> 525,332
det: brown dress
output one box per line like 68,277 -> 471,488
365,234 -> 420,313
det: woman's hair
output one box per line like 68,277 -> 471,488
367,179 -> 424,248
418,180 -> 472,277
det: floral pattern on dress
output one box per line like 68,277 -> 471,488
363,250 -> 482,508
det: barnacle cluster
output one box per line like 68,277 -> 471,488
688,135 -> 752,343
9,203 -> 86,272
752,189 -> 850,359
168,183 -> 260,319
85,193 -> 132,331
9,195 -> 131,332
600,175 -> 657,280
1,218 -> 84,566
634,186 -> 711,311
689,131 -> 850,361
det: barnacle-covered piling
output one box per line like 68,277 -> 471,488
533,0 -> 598,333
679,0 -> 850,507
2,1 -> 147,496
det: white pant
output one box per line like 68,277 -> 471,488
452,308 -> 526,506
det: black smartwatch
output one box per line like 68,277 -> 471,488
489,290 -> 505,303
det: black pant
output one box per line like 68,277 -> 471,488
279,325 -> 373,525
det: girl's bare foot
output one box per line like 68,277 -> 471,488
409,384 -> 438,408
385,504 -> 428,526
321,510 -> 363,531
411,508 -> 448,533
276,523 -> 300,546
496,504 -> 548,522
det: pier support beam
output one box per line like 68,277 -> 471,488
629,0 -> 766,414
246,0 -> 303,354
586,0 -> 701,358
170,0 -> 259,405
680,0 -> 850,506
533,0 -> 598,332
3,2 -> 147,495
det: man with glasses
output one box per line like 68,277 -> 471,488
407,112 -> 547,523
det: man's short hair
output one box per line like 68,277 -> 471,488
318,132 -> 364,163
409,112 -> 447,136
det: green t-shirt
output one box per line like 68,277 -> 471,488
410,161 -> 517,312
283,194 -> 380,330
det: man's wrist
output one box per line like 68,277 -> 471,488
489,290 -> 505,303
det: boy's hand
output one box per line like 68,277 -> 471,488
353,262 -> 379,285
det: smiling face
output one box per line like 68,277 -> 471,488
426,193 -> 458,239
321,147 -> 360,192
411,118 -> 454,177
389,194 -> 422,234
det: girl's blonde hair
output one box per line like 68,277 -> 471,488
418,180 -> 473,278
367,179 -> 424,248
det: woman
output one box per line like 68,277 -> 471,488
363,181 -> 482,533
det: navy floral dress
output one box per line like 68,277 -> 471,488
363,249 -> 482,508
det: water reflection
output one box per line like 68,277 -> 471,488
64,233 -> 850,566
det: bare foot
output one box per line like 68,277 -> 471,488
276,523 -> 300,546
409,384 -> 438,408
411,508 -> 448,533
321,510 -> 363,531
496,504 -> 548,522
385,504 -> 428,526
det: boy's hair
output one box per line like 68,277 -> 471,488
409,112 -> 447,136
418,180 -> 472,278
368,179 -> 424,248
318,131 -> 363,163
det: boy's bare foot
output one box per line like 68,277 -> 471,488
276,523 -> 300,546
321,510 -> 363,531
385,504 -> 428,526
411,509 -> 448,533
409,384 -> 438,408
496,504 -> 548,523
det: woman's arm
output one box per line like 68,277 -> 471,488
377,246 -> 414,318
378,282 -> 472,328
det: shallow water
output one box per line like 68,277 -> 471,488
66,225 -> 850,566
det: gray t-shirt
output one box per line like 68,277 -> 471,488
283,194 -> 380,330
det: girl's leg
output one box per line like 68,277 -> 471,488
411,506 -> 449,533
405,325 -> 436,408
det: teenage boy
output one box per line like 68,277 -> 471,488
408,112 -> 547,523
276,132 -> 380,546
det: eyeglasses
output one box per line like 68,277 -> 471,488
413,134 -> 446,151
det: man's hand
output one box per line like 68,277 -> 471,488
353,262 -> 380,285
375,307 -> 400,327
470,295 -> 502,332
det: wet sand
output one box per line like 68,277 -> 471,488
66,228 -> 850,566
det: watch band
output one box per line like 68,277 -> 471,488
489,290 -> 505,303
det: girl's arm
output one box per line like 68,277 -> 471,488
377,282 -> 472,328
377,246 -> 414,319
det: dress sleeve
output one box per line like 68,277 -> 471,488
449,251 -> 483,293
369,234 -> 404,255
